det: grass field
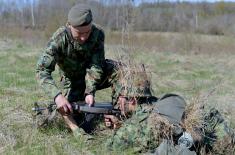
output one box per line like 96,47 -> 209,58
0,32 -> 235,154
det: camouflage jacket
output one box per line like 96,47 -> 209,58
105,95 -> 186,152
106,97 -> 235,154
105,103 -> 158,152
36,24 -> 105,99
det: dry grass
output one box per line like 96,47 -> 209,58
117,63 -> 151,97
4,28 -> 235,55
183,96 -> 205,141
147,113 -> 175,144
1,30 -> 235,154
106,31 -> 235,54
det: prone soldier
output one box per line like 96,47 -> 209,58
104,69 -> 235,154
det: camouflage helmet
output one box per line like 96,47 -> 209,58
112,64 -> 152,103
119,73 -> 152,97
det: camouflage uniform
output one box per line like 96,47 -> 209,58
36,24 -> 119,102
105,94 -> 186,152
106,95 -> 235,154
202,108 -> 235,154
105,104 -> 155,152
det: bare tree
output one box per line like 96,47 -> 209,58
31,0 -> 35,28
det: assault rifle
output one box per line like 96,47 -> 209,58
32,101 -> 122,127
32,101 -> 121,115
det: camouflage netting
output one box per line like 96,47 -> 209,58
182,97 -> 235,154
147,112 -> 175,145
212,135 -> 235,155
183,97 -> 205,143
112,63 -> 153,103
119,64 -> 152,97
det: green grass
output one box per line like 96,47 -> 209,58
0,34 -> 235,154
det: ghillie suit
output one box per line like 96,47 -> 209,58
198,108 -> 235,155
182,100 -> 235,155
105,93 -> 235,154
105,94 -> 188,153
105,64 -> 235,154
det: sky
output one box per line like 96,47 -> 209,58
1,0 -> 235,6
135,0 -> 235,5
2,0 -> 235,3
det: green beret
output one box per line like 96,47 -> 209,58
68,4 -> 92,27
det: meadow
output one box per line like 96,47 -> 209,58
0,31 -> 235,154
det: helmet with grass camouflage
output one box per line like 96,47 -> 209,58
119,76 -> 152,97
112,64 -> 152,103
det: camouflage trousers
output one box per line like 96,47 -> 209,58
61,59 -> 120,102
61,59 -> 121,133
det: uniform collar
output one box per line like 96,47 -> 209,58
65,26 -> 74,45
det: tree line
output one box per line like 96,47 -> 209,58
1,0 -> 235,36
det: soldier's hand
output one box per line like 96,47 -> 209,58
104,115 -> 121,129
85,94 -> 95,107
118,96 -> 127,115
55,94 -> 73,115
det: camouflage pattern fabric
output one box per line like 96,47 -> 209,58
202,108 -> 235,154
105,95 -> 186,153
105,104 -> 157,152
36,24 -> 106,100
63,59 -> 120,102
105,95 -> 235,154
110,64 -> 152,104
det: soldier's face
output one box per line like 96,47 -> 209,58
117,96 -> 137,114
70,24 -> 92,44
127,97 -> 138,111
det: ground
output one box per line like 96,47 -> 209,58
0,32 -> 235,154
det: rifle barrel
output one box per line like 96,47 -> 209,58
32,107 -> 47,111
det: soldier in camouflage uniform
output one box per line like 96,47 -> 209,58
104,72 -> 235,154
36,4 -> 120,136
